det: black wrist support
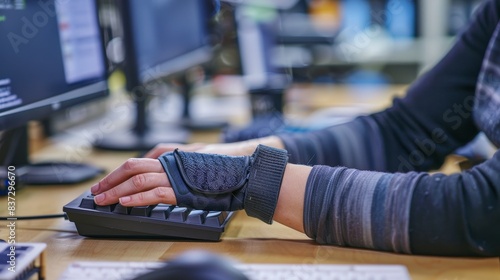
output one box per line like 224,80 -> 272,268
158,145 -> 288,224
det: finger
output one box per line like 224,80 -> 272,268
91,158 -> 164,195
119,187 -> 177,207
94,172 -> 170,205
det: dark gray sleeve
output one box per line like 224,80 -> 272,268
304,151 -> 500,256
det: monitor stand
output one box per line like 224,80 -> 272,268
178,74 -> 228,131
93,87 -> 189,152
0,126 -> 104,185
222,87 -> 286,143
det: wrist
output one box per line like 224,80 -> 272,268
273,164 -> 311,233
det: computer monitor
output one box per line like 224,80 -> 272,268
217,2 -> 292,143
94,0 -> 221,151
0,0 -> 108,185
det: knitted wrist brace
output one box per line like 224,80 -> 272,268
158,145 -> 288,224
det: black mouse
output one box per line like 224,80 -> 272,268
133,250 -> 249,280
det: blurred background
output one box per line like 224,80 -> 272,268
57,0 -> 487,145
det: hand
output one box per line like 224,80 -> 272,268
91,142 -> 250,207
89,141 -> 308,231
91,158 -> 176,207
91,136 -> 285,208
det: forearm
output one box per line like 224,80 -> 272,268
273,164 -> 311,233
279,118 -> 387,170
303,151 -> 500,256
238,136 -> 285,155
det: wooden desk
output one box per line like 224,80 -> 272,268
0,136 -> 498,280
1,85 -> 499,279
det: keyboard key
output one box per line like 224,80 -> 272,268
96,204 -> 117,212
130,205 -> 156,217
220,211 -> 229,221
167,207 -> 190,222
79,196 -> 95,209
186,210 -> 208,224
150,205 -> 175,219
113,204 -> 132,215
204,211 -> 225,227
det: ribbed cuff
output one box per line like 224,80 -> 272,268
244,145 -> 289,224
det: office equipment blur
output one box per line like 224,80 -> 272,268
308,0 -> 482,85
0,243 -> 46,280
222,0 -> 486,140
386,0 -> 417,39
273,0 -> 341,82
64,190 -> 234,241
220,1 -> 292,142
216,0 -> 416,137
60,253 -> 412,280
447,0 -> 485,35
93,0 -> 222,152
235,3 -> 289,108
0,0 -> 108,185
61,263 -> 412,280
292,0 -> 419,84
220,1 -> 342,142
277,0 -> 339,46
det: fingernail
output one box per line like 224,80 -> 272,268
91,183 -> 100,194
120,196 -> 131,204
94,193 -> 105,204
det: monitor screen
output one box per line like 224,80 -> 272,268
123,0 -> 214,90
0,0 -> 108,131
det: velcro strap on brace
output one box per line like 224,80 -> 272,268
244,145 -> 288,224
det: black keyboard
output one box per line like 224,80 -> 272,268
63,191 -> 234,241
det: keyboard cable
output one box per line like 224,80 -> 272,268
0,214 -> 67,220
